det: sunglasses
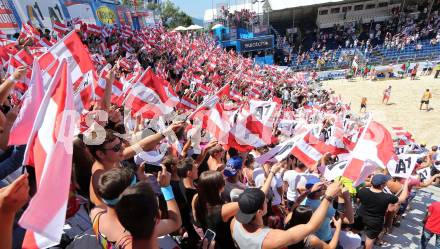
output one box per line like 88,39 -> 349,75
104,142 -> 123,152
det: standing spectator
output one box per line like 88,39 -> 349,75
222,157 -> 246,203
192,170 -> 239,249
230,174 -> 342,249
356,174 -> 409,249
0,174 -> 29,249
282,162 -> 307,211
421,201 -> 440,249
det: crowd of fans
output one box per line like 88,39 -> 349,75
0,12 -> 439,249
277,1 -> 440,70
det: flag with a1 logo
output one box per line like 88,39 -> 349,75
387,154 -> 419,179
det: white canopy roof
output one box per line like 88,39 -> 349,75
174,26 -> 187,31
186,24 -> 203,30
211,23 -> 224,30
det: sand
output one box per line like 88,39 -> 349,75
323,75 -> 440,146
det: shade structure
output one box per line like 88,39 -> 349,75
211,23 -> 224,30
186,24 -> 203,30
174,26 -> 187,31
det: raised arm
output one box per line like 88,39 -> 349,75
154,166 -> 182,236
123,122 -> 185,160
339,187 -> 354,224
263,182 -> 341,249
397,178 -> 409,204
0,105 -> 20,151
0,67 -> 27,104
100,66 -> 116,112
261,163 -> 282,195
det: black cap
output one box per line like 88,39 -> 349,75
236,188 -> 265,224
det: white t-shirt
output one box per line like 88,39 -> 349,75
282,170 -> 306,201
253,167 -> 283,206
282,89 -> 290,100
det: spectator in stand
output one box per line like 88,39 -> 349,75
304,176 -> 354,246
0,174 -> 29,249
421,201 -> 440,249
284,205 -> 343,249
86,122 -> 183,206
356,174 -> 409,248
91,166 -> 182,248
222,156 -> 246,203
282,161 -> 308,211
230,162 -> 342,249
192,170 -> 239,249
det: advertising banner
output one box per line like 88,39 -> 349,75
12,0 -> 68,29
239,36 -> 274,52
0,0 -> 19,33
95,5 -> 117,25
116,6 -> 126,25
62,0 -> 96,24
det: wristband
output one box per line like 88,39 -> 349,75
323,194 -> 335,202
161,185 -> 175,201
8,75 -> 17,83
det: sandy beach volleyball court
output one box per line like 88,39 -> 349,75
324,75 -> 440,146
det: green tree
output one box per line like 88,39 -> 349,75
159,0 -> 193,29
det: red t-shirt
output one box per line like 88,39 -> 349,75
425,202 -> 440,234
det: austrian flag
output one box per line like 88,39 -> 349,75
20,59 -> 75,248
343,121 -> 395,182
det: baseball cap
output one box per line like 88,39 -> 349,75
236,188 -> 265,224
305,176 -> 320,189
223,156 -> 243,177
371,174 -> 391,187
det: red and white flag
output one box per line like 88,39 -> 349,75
95,64 -> 123,101
38,31 -> 97,112
343,121 -> 395,183
177,96 -> 197,110
20,59 -> 75,248
392,127 -> 414,145
228,102 -> 276,152
35,37 -> 53,48
8,61 -> 45,146
200,102 -> 231,143
291,130 -> 337,167
0,29 -> 7,40
125,68 -> 179,118
7,49 -> 33,93
188,84 -> 230,120
86,24 -> 101,36
53,21 -> 69,36
195,83 -> 210,96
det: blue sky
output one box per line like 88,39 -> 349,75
170,0 -> 212,19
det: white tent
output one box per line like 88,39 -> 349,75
186,24 -> 203,30
211,23 -> 224,30
174,26 -> 187,31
